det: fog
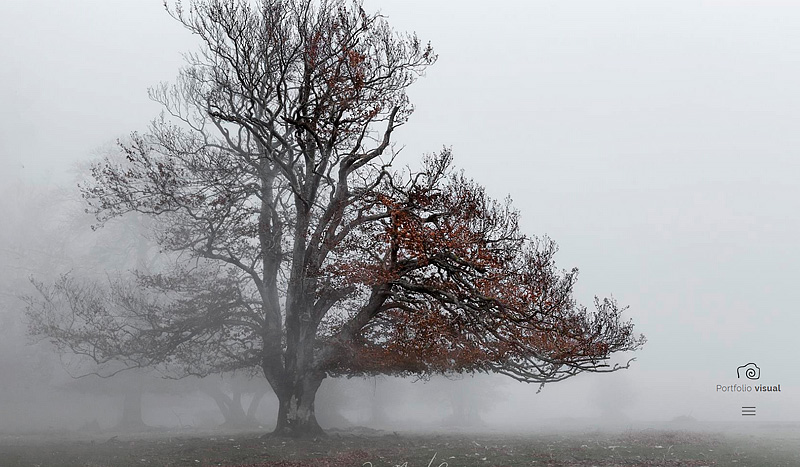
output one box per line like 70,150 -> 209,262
2,0 -> 799,445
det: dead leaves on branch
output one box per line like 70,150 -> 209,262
321,151 -> 644,380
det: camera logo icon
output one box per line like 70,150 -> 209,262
737,363 -> 760,380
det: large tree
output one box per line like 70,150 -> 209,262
27,0 -> 644,437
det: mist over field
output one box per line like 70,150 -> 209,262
2,1 -> 800,465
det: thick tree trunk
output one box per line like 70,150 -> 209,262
271,372 -> 325,437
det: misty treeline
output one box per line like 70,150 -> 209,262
17,0 -> 643,437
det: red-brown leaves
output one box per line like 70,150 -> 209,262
322,151 -> 644,382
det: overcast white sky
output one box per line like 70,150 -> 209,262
2,0 -> 799,423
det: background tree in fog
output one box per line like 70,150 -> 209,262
201,373 -> 270,428
17,156 -> 168,431
0,180 -> 64,429
0,175 -> 160,431
27,0 -> 644,437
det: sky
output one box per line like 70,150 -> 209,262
2,0 -> 800,424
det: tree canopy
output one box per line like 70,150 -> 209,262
27,0 -> 644,437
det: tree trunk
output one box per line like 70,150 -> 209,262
246,387 -> 268,421
116,386 -> 147,431
205,384 -> 257,428
228,388 -> 250,426
271,372 -> 325,437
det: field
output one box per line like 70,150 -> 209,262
1,425 -> 799,467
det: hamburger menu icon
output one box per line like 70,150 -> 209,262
737,363 -> 760,380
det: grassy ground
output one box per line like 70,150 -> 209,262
1,426 -> 799,466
